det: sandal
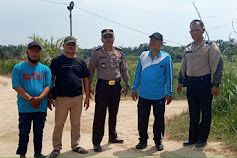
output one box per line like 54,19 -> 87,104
49,150 -> 60,158
73,146 -> 88,154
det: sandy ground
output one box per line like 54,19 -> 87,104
0,75 -> 236,157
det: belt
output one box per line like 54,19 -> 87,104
98,78 -> 121,86
187,74 -> 211,81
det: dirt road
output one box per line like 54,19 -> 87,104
0,75 -> 235,157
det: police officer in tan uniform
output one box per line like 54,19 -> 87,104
177,20 -> 223,148
89,29 -> 129,152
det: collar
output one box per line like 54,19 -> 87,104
103,46 -> 114,52
148,50 -> 162,58
191,39 -> 206,52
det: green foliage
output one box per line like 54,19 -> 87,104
212,62 -> 237,115
0,59 -> 19,74
0,44 -> 26,60
29,34 -> 64,66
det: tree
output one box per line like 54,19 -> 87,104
29,34 -> 64,66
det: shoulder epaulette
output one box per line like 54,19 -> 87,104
93,46 -> 102,52
114,46 -> 122,51
205,40 -> 213,44
185,42 -> 192,48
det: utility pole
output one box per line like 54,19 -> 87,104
67,1 -> 74,36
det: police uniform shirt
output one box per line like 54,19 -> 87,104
181,40 -> 221,83
89,46 -> 129,86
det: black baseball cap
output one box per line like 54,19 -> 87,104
149,32 -> 163,41
28,42 -> 41,50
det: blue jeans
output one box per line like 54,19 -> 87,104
16,112 -> 46,156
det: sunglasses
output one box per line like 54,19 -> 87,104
103,34 -> 113,39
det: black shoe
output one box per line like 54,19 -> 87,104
183,140 -> 197,146
135,142 -> 147,149
34,153 -> 46,158
156,143 -> 164,151
94,144 -> 102,152
195,141 -> 206,148
109,138 -> 124,143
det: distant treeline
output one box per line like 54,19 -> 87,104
0,39 -> 236,63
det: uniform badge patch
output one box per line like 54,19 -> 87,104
116,52 -> 120,57
202,46 -> 207,52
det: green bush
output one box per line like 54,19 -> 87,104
0,59 -> 20,74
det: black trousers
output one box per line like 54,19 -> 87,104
186,75 -> 213,142
137,97 -> 165,145
92,79 -> 121,145
16,112 -> 46,156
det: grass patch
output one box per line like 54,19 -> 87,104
166,111 -> 189,141
166,111 -> 237,153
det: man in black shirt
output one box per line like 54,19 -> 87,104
48,36 -> 90,157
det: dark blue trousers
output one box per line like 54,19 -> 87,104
137,97 -> 165,145
16,112 -> 46,156
186,75 -> 213,142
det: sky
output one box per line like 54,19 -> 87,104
0,0 -> 237,48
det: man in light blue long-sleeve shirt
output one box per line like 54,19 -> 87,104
132,32 -> 174,151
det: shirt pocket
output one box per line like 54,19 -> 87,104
185,53 -> 193,60
98,57 -> 109,68
153,65 -> 165,78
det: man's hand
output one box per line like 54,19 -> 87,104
29,97 -> 41,108
48,99 -> 55,110
211,86 -> 220,96
89,88 -> 94,99
84,97 -> 90,111
177,83 -> 183,94
122,86 -> 129,96
165,95 -> 172,105
132,92 -> 138,101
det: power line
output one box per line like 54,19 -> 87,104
38,0 -> 67,5
37,0 -> 183,45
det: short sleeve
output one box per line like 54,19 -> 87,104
50,58 -> 57,75
12,64 -> 21,88
44,66 -> 53,88
80,59 -> 90,78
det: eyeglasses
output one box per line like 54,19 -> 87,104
103,35 -> 114,39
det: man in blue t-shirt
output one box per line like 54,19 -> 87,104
132,32 -> 174,151
12,42 -> 52,158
